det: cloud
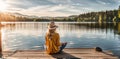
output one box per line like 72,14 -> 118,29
7,8 -> 24,11
17,5 -> 72,17
72,3 -> 83,6
4,0 -> 120,17
97,0 -> 107,5
48,0 -> 72,4
6,0 -> 55,9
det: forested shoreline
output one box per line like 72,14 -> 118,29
0,8 -> 120,22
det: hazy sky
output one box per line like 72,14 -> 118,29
3,0 -> 120,17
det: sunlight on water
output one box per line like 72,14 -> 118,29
1,22 -> 120,57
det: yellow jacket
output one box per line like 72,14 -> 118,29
45,32 -> 61,54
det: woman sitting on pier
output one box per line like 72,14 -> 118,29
45,21 -> 67,54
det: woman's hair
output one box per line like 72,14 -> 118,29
47,29 -> 56,40
49,29 -> 55,33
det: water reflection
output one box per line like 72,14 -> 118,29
1,22 -> 120,57
116,22 -> 120,34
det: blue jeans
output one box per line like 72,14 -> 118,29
58,43 -> 67,53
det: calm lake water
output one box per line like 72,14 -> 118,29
1,22 -> 120,57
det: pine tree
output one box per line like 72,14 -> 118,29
118,6 -> 120,18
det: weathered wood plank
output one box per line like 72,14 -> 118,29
2,48 -> 119,59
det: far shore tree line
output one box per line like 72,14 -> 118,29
77,10 -> 120,22
0,6 -> 120,22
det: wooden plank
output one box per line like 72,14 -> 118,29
2,48 -> 119,59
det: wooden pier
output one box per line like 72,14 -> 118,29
2,48 -> 119,59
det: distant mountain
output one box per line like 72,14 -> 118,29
12,12 -> 39,18
12,12 -> 28,17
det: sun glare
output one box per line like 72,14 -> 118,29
0,0 -> 8,11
